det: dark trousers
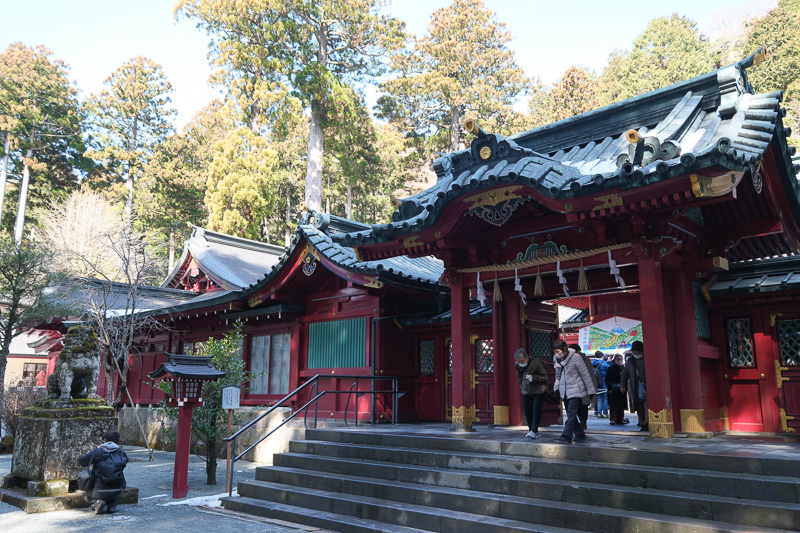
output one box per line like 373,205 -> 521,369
562,397 -> 585,439
609,392 -> 626,423
86,489 -> 121,509
578,403 -> 589,429
523,393 -> 545,432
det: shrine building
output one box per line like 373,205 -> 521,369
91,49 -> 800,439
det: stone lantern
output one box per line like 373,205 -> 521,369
149,353 -> 225,498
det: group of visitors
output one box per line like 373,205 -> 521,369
514,339 -> 648,443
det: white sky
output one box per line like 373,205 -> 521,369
0,0 -> 777,129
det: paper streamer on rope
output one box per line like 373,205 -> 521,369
556,260 -> 570,297
514,269 -> 527,305
476,271 -> 487,307
608,250 -> 626,288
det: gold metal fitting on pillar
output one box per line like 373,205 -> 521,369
679,408 -> 707,433
451,405 -> 476,431
494,406 -> 509,425
471,369 -> 478,389
648,408 -> 675,438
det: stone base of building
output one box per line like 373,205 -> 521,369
0,483 -> 138,514
10,398 -> 116,483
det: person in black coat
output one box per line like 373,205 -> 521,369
605,353 -> 627,425
514,348 -> 548,439
79,430 -> 129,514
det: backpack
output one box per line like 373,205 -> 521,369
94,450 -> 125,488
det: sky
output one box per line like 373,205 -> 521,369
0,0 -> 777,129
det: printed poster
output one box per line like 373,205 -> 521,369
578,316 -> 643,354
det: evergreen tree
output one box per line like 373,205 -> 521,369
205,127 -> 287,240
176,0 -> 405,213
744,0 -> 800,147
528,67 -> 598,128
86,57 -> 176,227
596,14 -> 712,106
0,43 -> 85,242
378,0 -> 530,154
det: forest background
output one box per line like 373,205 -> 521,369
0,0 -> 798,282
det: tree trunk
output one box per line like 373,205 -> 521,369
125,120 -> 138,229
206,439 -> 217,485
168,228 -> 175,272
0,135 -> 10,225
305,106 -> 324,212
449,107 -> 460,153
346,182 -> 352,219
14,148 -> 33,245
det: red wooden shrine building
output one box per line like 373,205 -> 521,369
64,50 -> 800,437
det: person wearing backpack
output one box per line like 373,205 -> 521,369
78,430 -> 129,514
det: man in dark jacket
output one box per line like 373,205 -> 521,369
621,340 -> 648,432
79,430 -> 129,514
514,348 -> 548,439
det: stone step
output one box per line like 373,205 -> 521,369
286,440 -> 800,504
255,463 -> 800,531
304,429 -> 800,478
234,478 -> 788,533
222,496 -> 432,533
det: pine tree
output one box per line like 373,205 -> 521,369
596,14 -> 713,106
86,57 -> 176,227
176,0 -> 405,213
378,0 -> 530,154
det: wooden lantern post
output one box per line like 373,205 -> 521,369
149,354 -> 226,499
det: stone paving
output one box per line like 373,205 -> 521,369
0,446 -> 319,533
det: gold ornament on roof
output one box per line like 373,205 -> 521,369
479,146 -> 492,160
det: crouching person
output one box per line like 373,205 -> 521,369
79,430 -> 129,514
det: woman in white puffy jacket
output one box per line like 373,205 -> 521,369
553,339 -> 596,443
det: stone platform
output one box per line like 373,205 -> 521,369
0,485 -> 138,513
9,398 -> 115,487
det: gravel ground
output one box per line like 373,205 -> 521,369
0,446 -> 312,533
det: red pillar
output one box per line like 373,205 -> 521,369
450,279 -> 475,431
504,296 -> 525,426
638,254 -> 675,438
173,405 -> 193,498
674,271 -> 707,433
492,290 -> 508,425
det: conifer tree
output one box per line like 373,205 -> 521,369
86,57 -> 175,227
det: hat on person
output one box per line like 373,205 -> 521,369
631,340 -> 644,351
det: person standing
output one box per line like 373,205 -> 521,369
553,340 -> 596,443
621,340 -> 648,432
593,351 -> 610,418
569,344 -> 596,431
514,348 -> 548,439
78,430 -> 129,514
605,353 -> 627,425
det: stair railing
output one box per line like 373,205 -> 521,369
223,374 -> 403,496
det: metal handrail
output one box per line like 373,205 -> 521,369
223,374 -> 403,496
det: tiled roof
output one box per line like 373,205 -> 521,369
708,255 -> 800,295
401,302 -> 492,326
332,51 -> 799,248
162,226 -> 286,291
244,212 -> 445,295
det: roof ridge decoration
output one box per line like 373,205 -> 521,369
331,48 -> 800,252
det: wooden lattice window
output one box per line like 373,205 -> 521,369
779,319 -> 800,367
726,317 -> 755,368
475,338 -> 494,373
419,339 -> 435,375
693,281 -> 711,340
529,330 -> 552,358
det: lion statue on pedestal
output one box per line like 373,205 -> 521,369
47,325 -> 103,402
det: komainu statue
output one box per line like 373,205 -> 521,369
47,325 -> 102,401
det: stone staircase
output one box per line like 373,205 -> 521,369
221,428 -> 800,533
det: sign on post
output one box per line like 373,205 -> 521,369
221,385 -> 241,410
222,384 -> 240,494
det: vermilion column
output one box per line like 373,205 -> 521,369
492,289 -> 508,425
450,278 -> 475,431
674,270 -> 707,433
505,296 -> 524,426
638,254 -> 675,438
173,405 -> 192,498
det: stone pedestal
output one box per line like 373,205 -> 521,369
9,398 -> 115,485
